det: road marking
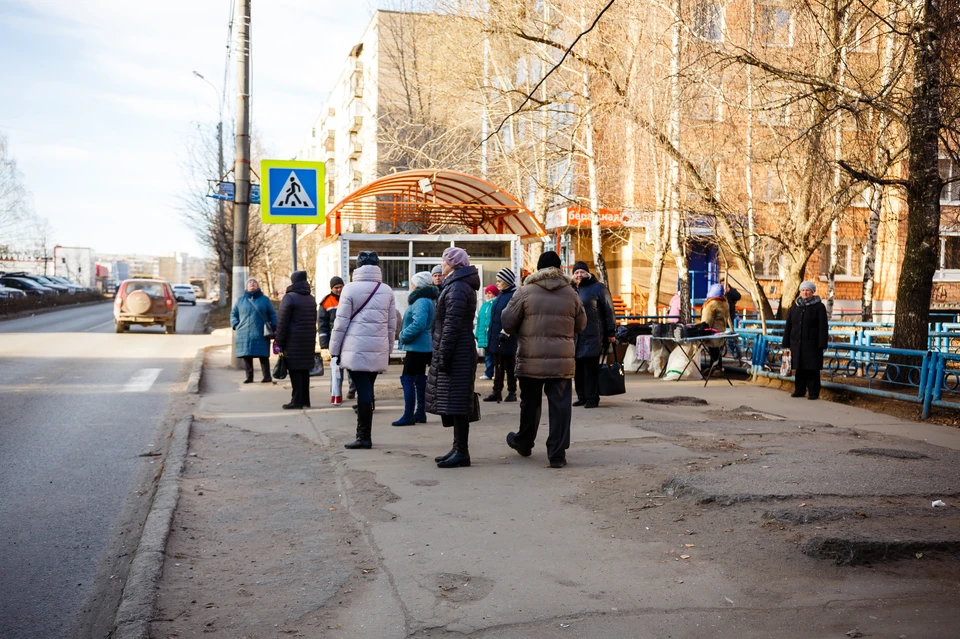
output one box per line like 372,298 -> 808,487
123,368 -> 163,392
84,320 -> 115,332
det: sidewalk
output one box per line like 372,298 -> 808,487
150,346 -> 960,639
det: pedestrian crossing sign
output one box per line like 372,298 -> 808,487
260,159 -> 326,225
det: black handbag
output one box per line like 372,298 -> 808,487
598,343 -> 626,396
309,354 -> 324,377
469,392 -> 481,423
272,354 -> 288,380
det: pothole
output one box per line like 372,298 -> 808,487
432,572 -> 495,603
849,448 -> 929,460
640,396 -> 709,406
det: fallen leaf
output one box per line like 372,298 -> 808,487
680,554 -> 691,559
361,568 -> 375,574
915,553 -> 923,559
329,506 -> 337,511
799,503 -> 808,507
684,544 -> 695,548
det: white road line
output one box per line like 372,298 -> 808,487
123,368 -> 163,392
84,320 -> 116,332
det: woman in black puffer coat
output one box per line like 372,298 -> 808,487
426,247 -> 480,468
572,262 -> 616,408
275,270 -> 318,410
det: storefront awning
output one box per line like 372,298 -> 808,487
303,169 -> 547,241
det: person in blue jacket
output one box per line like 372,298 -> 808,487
231,277 -> 278,383
483,268 -> 519,403
392,270 -> 438,426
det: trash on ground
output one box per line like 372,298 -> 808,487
932,499 -> 947,507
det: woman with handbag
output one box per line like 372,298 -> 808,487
426,247 -> 481,468
275,271 -> 318,409
571,262 -> 616,408
330,252 -> 397,449
230,278 -> 278,384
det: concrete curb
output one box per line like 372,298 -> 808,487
113,414 -> 193,639
187,348 -> 205,394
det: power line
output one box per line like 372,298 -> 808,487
475,0 -> 618,155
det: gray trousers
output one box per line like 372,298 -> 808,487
514,376 -> 572,462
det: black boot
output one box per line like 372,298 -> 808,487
434,431 -> 458,463
504,391 -> 517,402
345,402 -> 373,449
483,392 -> 501,403
437,418 -> 470,468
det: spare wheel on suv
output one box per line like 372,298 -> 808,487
126,290 -> 153,315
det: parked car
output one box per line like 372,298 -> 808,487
113,279 -> 178,334
172,284 -> 197,305
47,275 -> 88,293
1,272 -> 70,295
0,276 -> 54,297
0,284 -> 26,299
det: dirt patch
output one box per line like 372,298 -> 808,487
849,447 -> 929,459
411,479 -> 440,487
640,396 -> 709,406
432,572 -> 495,603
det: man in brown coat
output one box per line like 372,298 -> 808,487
501,251 -> 586,467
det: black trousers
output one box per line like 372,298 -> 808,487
402,351 -> 432,376
794,369 -> 821,398
515,377 -> 572,462
242,356 -> 270,380
493,353 -> 516,395
574,357 -> 600,404
289,369 -> 311,407
351,370 -> 379,404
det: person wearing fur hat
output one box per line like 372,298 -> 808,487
700,282 -> 734,371
484,267 -> 519,403
275,270 -> 318,409
571,261 -> 617,408
392,270 -> 438,426
476,284 -> 499,379
330,251 -> 398,448
501,251 -> 586,468
782,281 -> 829,400
427,247 -> 481,468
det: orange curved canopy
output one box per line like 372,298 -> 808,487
314,169 -> 546,240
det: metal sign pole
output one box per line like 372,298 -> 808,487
291,224 -> 298,271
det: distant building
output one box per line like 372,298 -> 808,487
53,246 -> 96,287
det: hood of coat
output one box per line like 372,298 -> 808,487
443,265 -> 481,291
286,280 -> 311,295
409,285 -> 439,304
352,264 -> 382,283
525,267 -> 571,291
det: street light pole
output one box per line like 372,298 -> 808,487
193,71 -> 228,308
232,0 -> 252,365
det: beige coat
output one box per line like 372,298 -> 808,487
501,267 -> 586,378
700,296 -> 733,348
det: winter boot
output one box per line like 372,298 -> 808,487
504,391 -> 517,402
345,403 -> 373,449
414,374 -> 428,423
437,418 -> 470,468
434,431 -> 458,463
482,392 -> 501,403
392,376 -> 417,426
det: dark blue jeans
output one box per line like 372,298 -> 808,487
350,370 -> 379,404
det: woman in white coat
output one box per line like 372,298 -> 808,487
329,251 -> 397,449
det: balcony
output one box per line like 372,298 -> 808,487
349,142 -> 362,159
349,116 -> 362,133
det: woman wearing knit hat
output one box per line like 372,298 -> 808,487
392,270 -> 438,426
427,247 -> 481,468
476,285 -> 499,380
700,282 -> 734,372
484,267 -> 519,403
571,262 -> 617,408
330,251 -> 398,448
782,281 -> 829,400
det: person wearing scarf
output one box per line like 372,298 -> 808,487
782,281 -> 829,400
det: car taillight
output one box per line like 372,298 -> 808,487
165,292 -> 174,308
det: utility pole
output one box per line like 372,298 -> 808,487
232,0 -> 251,363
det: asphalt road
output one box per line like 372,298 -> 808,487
0,300 -> 216,639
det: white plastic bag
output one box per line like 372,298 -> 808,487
330,357 -> 343,405
662,344 -> 702,381
780,351 -> 792,377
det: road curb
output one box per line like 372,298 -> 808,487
187,348 -> 205,394
113,414 -> 193,639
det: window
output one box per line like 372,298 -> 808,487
693,3 -> 724,42
851,16 -> 878,53
820,241 -> 861,277
943,236 -> 960,270
348,259 -> 409,289
759,7 -> 793,47
327,179 -> 335,205
940,157 -> 960,204
759,165 -> 786,202
752,238 -> 782,278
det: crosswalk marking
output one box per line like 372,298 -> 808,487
123,368 -> 162,392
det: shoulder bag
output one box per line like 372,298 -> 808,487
247,297 -> 275,339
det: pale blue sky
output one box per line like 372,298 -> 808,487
0,0 -> 374,256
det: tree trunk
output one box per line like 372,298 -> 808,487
861,186 -> 881,322
583,66 -> 607,284
891,0 -> 943,353
647,210 -> 668,316
826,219 -> 839,317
